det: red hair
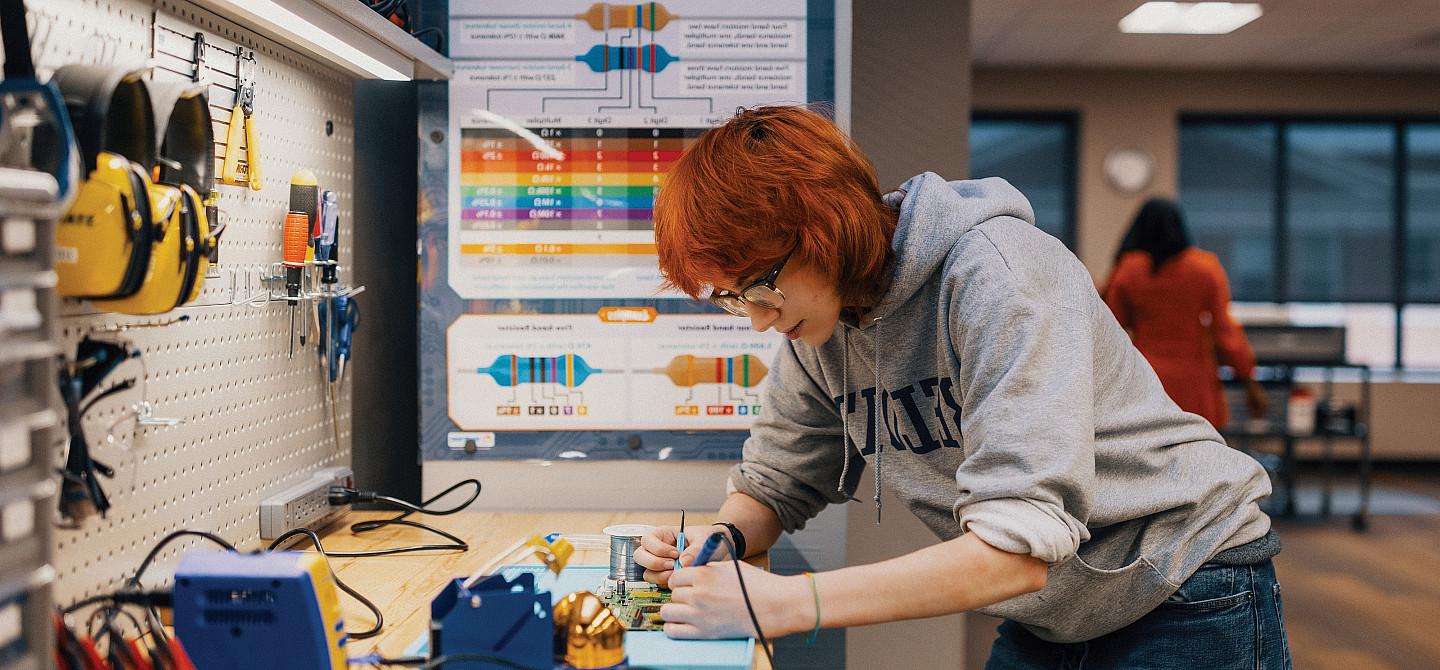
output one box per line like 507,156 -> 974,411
654,105 -> 896,306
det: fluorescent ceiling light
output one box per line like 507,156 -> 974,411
204,0 -> 410,80
1119,2 -> 1263,34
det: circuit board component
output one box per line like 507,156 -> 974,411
599,586 -> 670,631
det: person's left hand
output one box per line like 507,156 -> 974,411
660,561 -> 808,640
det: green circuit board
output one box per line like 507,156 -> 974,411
600,587 -> 670,630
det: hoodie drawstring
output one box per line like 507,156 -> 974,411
839,327 -> 852,501
836,320 -> 885,525
873,317 -> 883,525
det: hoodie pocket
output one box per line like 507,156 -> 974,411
979,552 -> 1176,643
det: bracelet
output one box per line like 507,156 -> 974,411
711,522 -> 746,560
803,572 -> 821,646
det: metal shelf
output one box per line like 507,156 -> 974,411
188,0 -> 452,80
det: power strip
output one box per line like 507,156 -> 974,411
258,466 -> 354,543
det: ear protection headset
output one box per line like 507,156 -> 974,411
53,65 -> 170,301
95,83 -> 221,314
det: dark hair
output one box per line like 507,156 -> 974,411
1116,198 -> 1192,273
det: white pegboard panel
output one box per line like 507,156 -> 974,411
19,0 -> 361,608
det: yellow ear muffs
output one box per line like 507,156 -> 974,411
150,83 -> 219,305
52,66 -> 160,300
55,152 -> 156,298
182,184 -> 216,305
92,182 -> 188,315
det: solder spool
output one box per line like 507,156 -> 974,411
603,524 -> 651,582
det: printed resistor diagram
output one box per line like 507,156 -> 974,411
482,1 -> 717,113
445,315 -> 782,429
474,353 -> 602,387
573,4 -> 681,73
469,353 -> 767,389
576,2 -> 677,31
656,354 -> 768,388
575,44 -> 679,73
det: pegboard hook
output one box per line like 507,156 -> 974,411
87,315 -> 190,335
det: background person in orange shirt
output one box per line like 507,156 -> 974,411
1103,198 -> 1268,428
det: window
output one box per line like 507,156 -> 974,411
970,114 -> 1077,249
1408,124 -> 1440,303
1180,116 -> 1440,369
1179,122 -> 1277,300
1285,124 -> 1395,303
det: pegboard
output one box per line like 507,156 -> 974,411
16,0 -> 359,609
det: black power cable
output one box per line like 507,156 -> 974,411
128,529 -> 237,586
320,478 -> 481,558
266,527 -> 387,639
716,533 -> 777,670
61,529 -> 236,657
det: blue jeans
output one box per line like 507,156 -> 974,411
987,559 -> 1292,670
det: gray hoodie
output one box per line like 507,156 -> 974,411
727,173 -> 1274,643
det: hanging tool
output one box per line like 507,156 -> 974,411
219,48 -> 260,190
283,210 -> 307,357
289,170 -> 319,347
56,336 -> 139,524
317,190 -> 338,286
314,190 -> 342,446
314,190 -> 338,367
190,32 -> 207,85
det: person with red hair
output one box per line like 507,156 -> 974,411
633,106 -> 1288,669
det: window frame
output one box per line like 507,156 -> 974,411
970,110 -> 1080,251
1179,112 -> 1440,370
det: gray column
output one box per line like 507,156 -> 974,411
846,2 -> 972,668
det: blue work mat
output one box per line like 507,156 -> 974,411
405,565 -> 756,670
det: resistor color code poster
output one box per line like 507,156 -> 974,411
447,0 -> 808,299
420,0 -> 838,460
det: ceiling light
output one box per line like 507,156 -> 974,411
1119,2 -> 1263,34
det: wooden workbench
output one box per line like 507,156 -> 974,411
321,510 -> 770,669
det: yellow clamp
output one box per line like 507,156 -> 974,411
526,535 -> 575,575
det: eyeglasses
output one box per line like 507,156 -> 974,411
709,253 -> 792,317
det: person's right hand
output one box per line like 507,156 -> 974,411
1244,378 -> 1270,420
634,525 -> 707,587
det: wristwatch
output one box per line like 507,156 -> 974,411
711,521 -> 746,560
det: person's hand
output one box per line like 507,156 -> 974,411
661,561 -> 809,640
634,525 -> 720,587
1244,379 -> 1269,420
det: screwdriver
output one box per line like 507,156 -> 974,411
289,170 -> 320,347
282,211 -> 307,357
318,190 -> 338,286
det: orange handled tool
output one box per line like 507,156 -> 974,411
283,210 -> 308,356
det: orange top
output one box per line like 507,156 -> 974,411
1102,248 -> 1256,428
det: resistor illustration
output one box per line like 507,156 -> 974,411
477,354 -> 601,387
657,354 -> 769,388
575,44 -> 679,73
576,2 -> 677,31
